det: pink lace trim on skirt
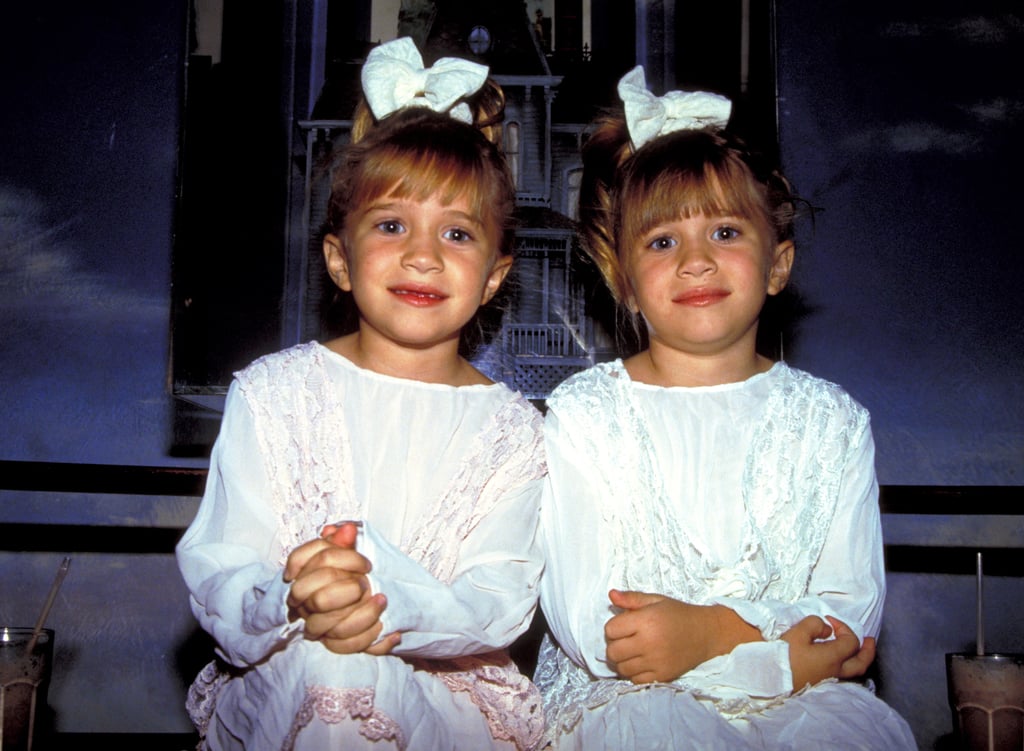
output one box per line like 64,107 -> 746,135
283,685 -> 407,751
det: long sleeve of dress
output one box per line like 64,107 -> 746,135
176,383 -> 299,668
538,408 -> 625,679
360,478 -> 544,658
697,419 -> 885,697
717,422 -> 886,643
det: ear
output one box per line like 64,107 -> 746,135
323,233 -> 352,292
480,254 -> 514,305
767,240 -> 794,296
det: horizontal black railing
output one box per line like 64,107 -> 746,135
0,460 -> 207,496
1,461 -> 1021,574
878,484 -> 1021,515
2,460 -> 1020,510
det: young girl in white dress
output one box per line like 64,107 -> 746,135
533,66 -> 917,750
176,37 -> 546,751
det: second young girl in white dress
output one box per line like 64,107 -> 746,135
534,66 -> 917,750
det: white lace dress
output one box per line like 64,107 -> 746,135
176,342 -> 547,751
534,360 -> 917,750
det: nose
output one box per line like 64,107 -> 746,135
675,240 -> 716,278
401,233 -> 444,274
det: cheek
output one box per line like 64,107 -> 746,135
621,253 -> 641,285
626,258 -> 662,293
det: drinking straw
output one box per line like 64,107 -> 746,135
25,556 -> 71,655
975,551 -> 985,657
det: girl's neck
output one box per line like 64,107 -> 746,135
624,344 -> 774,388
325,332 -> 491,386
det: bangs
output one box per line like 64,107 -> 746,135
326,108 -> 516,254
355,145 -> 492,219
617,155 -> 772,250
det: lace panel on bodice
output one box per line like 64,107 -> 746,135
238,343 -> 358,565
237,342 -> 546,573
549,361 -> 863,609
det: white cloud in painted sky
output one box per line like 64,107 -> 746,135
840,102 -> 1022,156
965,97 -> 1024,124
838,12 -> 1024,157
844,122 -> 981,156
880,13 -> 1024,44
841,100 -> 1020,156
0,185 -> 164,322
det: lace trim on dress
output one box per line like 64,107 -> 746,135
237,342 -> 359,564
185,659 -> 231,739
410,651 -> 546,751
282,685 -> 407,751
742,366 -> 868,621
534,632 -> 790,746
548,360 -> 864,610
401,396 -> 546,584
237,342 -> 546,574
551,361 -> 754,604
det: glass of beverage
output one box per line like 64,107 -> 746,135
946,652 -> 1024,751
0,627 -> 54,751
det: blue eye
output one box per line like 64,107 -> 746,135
712,226 -> 740,241
376,220 -> 404,234
444,227 -> 474,243
648,235 -> 676,251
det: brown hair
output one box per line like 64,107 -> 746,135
579,115 -> 798,305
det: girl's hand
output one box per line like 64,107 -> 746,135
604,590 -> 760,684
322,619 -> 402,656
284,523 -> 380,632
317,588 -> 401,656
317,522 -> 401,655
284,522 -> 399,655
782,615 -> 875,690
284,521 -> 363,586
320,521 -> 360,548
284,538 -> 372,619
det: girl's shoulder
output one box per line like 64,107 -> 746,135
234,341 -> 322,388
544,360 -> 627,418
772,362 -> 871,423
489,382 -> 544,422
549,359 -> 624,396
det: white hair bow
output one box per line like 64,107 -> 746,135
361,37 -> 489,124
617,66 -> 732,149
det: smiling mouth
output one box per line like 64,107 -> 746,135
390,286 -> 448,305
673,288 -> 730,306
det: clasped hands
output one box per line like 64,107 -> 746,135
604,589 -> 876,690
283,522 -> 401,655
